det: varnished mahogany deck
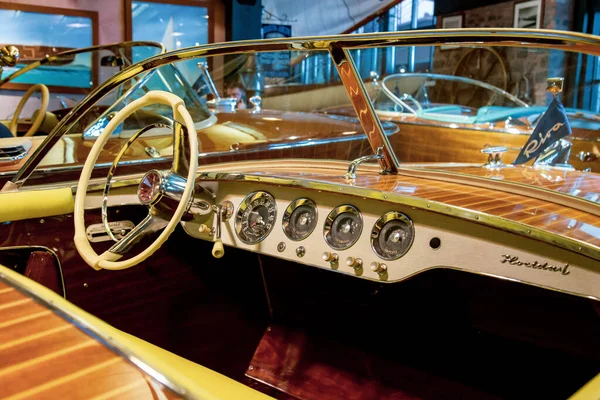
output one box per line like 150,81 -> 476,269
192,160 -> 600,253
0,279 -> 180,400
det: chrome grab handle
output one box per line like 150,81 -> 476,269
344,147 -> 384,180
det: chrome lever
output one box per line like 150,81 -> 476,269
211,204 -> 224,258
210,201 -> 233,259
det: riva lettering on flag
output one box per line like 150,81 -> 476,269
513,99 -> 572,165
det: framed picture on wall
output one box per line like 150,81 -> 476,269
441,15 -> 463,50
514,0 -> 543,29
442,14 -> 463,29
0,2 -> 98,92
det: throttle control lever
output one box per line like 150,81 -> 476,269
209,201 -> 233,259
212,204 -> 224,258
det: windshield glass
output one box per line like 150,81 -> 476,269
341,44 -> 600,168
0,47 -> 387,186
0,43 -> 164,135
67,50 -> 378,169
3,32 -> 600,187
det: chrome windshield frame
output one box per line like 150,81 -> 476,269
8,28 -> 600,188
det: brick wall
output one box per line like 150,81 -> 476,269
434,0 -> 575,106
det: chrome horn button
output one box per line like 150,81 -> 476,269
137,170 -> 163,205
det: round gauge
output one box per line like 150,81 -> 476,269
324,205 -> 363,250
282,198 -> 318,241
371,211 -> 414,260
235,191 -> 277,244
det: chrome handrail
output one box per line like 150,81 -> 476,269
8,28 -> 600,188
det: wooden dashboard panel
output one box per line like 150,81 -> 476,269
182,180 -> 599,300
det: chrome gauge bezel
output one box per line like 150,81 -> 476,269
235,191 -> 277,245
324,205 -> 363,250
282,198 -> 318,241
371,211 -> 415,260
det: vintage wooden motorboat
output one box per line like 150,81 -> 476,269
317,70 -> 600,173
0,41 -> 166,140
0,29 -> 599,399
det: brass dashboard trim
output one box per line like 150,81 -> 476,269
386,265 -> 600,301
196,171 -> 600,262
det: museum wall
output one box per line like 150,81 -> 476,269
433,0 -> 575,105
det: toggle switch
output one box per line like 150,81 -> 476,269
322,251 -> 339,264
370,261 -> 387,275
346,256 -> 362,269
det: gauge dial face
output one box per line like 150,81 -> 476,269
371,211 -> 414,260
324,205 -> 363,250
282,198 -> 318,241
235,191 -> 277,244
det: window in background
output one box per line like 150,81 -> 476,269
352,0 -> 436,80
130,1 -> 209,86
0,4 -> 96,90
292,0 -> 438,85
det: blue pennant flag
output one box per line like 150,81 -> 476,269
513,98 -> 572,165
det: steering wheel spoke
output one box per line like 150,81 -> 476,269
171,120 -> 192,178
74,91 -> 201,270
108,211 -> 168,255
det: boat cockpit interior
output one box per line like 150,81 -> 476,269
0,29 -> 599,399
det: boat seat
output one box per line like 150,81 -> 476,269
0,264 -> 272,400
0,122 -> 12,138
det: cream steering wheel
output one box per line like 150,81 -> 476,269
9,83 -> 49,137
74,91 -> 199,270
